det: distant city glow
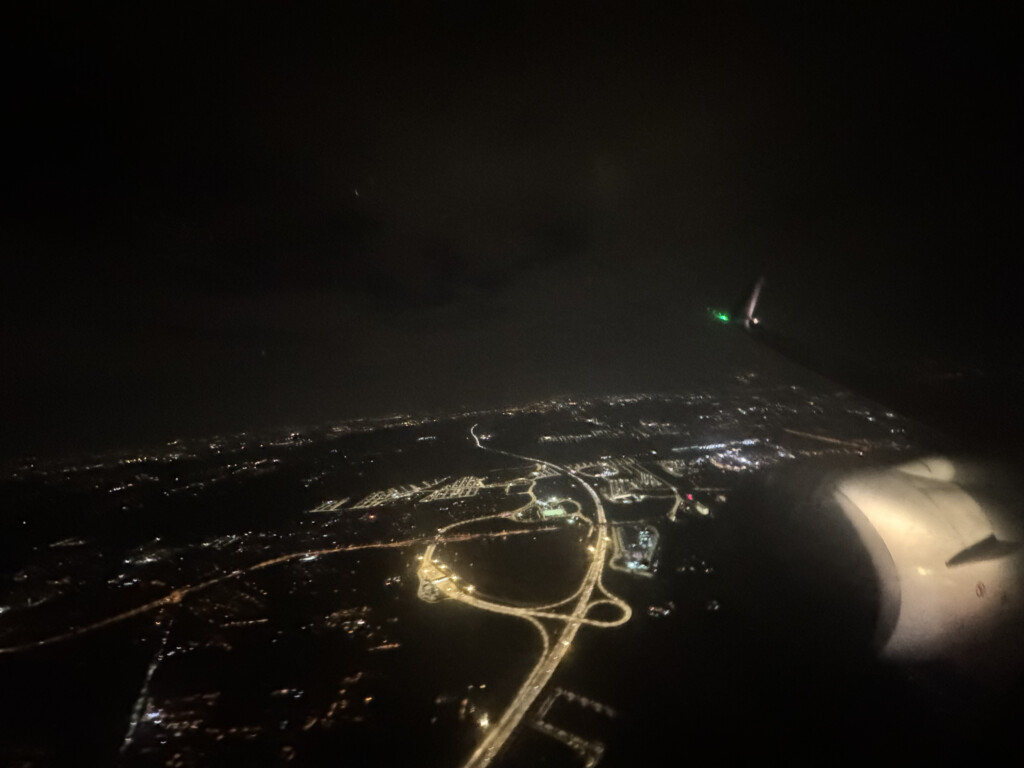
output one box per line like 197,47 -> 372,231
3,389 -> 996,764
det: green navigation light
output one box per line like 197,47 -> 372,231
711,310 -> 730,323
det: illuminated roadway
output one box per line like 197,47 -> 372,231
0,527 -> 555,656
3,424 -> 633,768
417,426 -> 631,768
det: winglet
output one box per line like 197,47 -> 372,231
734,274 -> 765,331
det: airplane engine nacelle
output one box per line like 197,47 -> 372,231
834,457 -> 1024,681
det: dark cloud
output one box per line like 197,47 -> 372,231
3,3 -> 1021,458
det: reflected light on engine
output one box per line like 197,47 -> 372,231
833,457 -> 1024,680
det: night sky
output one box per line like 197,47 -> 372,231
4,3 -> 1021,459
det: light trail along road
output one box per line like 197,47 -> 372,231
416,426 -> 631,768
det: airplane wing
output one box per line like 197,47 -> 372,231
721,276 -> 1024,681
722,275 -> 1024,452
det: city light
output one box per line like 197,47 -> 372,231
3,387 -> 958,765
